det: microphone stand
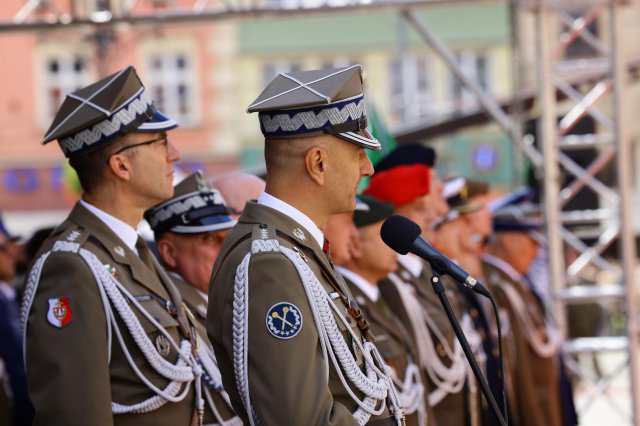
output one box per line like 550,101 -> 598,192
429,270 -> 507,426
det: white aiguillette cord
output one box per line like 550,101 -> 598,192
21,242 -> 213,417
232,237 -> 405,426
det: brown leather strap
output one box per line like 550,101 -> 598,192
276,230 -> 373,340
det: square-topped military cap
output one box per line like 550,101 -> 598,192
247,65 -> 381,151
145,171 -> 236,236
42,65 -> 178,158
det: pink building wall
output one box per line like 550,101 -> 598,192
0,0 -> 239,211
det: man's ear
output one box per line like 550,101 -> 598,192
156,239 -> 177,269
107,153 -> 133,182
305,146 -> 329,186
349,232 -> 364,261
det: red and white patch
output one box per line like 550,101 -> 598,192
47,297 -> 73,328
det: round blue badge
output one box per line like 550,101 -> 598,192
266,302 -> 303,339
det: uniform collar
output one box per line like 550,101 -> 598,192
80,199 -> 140,254
168,271 -> 209,303
336,266 -> 379,302
483,253 -> 523,282
0,281 -> 15,300
257,191 -> 325,248
397,253 -> 423,277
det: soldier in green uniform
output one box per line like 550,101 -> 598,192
482,204 -> 576,426
22,66 -> 205,425
337,195 -> 430,426
146,171 -> 241,425
366,148 -> 483,426
207,66 -> 404,425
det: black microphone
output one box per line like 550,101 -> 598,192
381,215 -> 490,298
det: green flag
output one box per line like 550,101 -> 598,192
359,100 -> 397,192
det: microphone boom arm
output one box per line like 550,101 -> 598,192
429,270 -> 507,426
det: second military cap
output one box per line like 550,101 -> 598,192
443,176 -> 483,214
145,171 -> 236,235
247,65 -> 381,151
492,203 -> 543,233
42,66 -> 178,158
353,195 -> 394,228
364,164 -> 431,208
374,143 -> 436,173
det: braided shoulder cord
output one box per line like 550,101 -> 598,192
21,243 -> 201,414
232,252 -> 261,426
494,278 -> 560,358
231,238 -> 404,426
387,273 -> 467,404
280,246 -> 404,425
392,362 -> 426,423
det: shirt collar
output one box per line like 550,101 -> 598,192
80,199 -> 140,254
0,282 -> 15,300
397,253 -> 423,277
483,253 -> 523,283
257,191 -> 325,248
336,266 -> 379,302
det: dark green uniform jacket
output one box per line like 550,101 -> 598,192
207,201 -> 396,425
171,274 -> 240,425
341,270 -> 432,426
380,257 -> 480,426
24,203 -> 196,426
482,257 -> 564,426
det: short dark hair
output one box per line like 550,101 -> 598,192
68,135 -> 130,194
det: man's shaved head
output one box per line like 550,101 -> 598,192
211,172 -> 266,215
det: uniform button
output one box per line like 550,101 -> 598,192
436,343 -> 446,357
470,308 -> 479,318
492,348 -> 500,357
344,309 -> 353,324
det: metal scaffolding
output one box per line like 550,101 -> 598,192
532,1 -> 639,423
1,0 -> 638,423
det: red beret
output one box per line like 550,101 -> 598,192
364,164 -> 431,207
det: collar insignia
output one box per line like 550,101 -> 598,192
292,228 -> 306,241
155,334 -> 171,358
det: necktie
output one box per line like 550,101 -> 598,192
322,237 -> 335,269
136,236 -> 157,273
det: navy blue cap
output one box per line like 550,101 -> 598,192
146,171 -> 236,235
492,203 -> 545,245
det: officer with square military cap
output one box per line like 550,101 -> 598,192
22,66 -> 204,425
207,65 -> 404,425
146,171 -> 241,426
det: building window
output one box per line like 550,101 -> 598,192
43,56 -> 91,121
262,61 -> 301,88
389,55 -> 433,123
450,51 -> 490,111
146,52 -> 198,127
321,57 -> 361,70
